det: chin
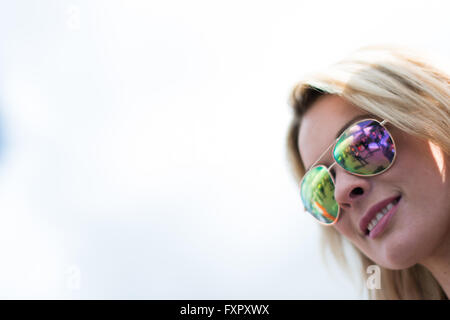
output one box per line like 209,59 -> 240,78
375,235 -> 423,270
377,259 -> 417,271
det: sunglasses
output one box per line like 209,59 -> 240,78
299,118 -> 397,225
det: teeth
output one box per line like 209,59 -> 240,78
366,198 -> 399,233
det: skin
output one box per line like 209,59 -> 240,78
298,94 -> 450,297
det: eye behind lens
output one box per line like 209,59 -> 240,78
333,119 -> 396,176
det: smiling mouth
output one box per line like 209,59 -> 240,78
364,195 -> 402,237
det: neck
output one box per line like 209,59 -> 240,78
420,229 -> 450,299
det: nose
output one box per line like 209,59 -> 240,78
333,166 -> 371,209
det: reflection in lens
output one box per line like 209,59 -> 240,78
334,120 -> 395,175
300,166 -> 338,224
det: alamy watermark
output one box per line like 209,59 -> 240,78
366,264 -> 381,290
66,5 -> 81,31
65,265 -> 82,291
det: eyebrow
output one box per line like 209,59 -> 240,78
304,113 -> 372,172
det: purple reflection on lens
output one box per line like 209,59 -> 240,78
334,120 -> 395,175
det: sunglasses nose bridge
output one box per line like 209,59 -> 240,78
329,162 -> 337,170
326,161 -> 338,181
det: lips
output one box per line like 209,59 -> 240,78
359,195 -> 402,236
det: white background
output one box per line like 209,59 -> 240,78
0,0 -> 448,299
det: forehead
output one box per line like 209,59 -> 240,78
298,95 -> 369,169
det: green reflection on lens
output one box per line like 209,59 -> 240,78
300,166 -> 338,224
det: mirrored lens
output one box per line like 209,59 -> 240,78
300,166 -> 339,224
333,120 -> 395,175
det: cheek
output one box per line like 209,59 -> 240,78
333,215 -> 359,240
393,134 -> 450,222
332,220 -> 376,262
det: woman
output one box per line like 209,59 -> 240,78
286,45 -> 450,299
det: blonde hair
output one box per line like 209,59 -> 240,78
286,45 -> 450,299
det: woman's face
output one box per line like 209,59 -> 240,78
298,94 -> 450,269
